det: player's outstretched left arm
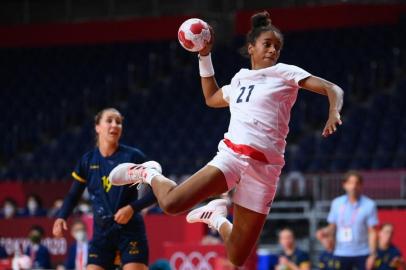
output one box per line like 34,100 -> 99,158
299,76 -> 344,137
198,29 -> 229,108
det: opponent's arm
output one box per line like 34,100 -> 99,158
199,29 -> 229,108
129,189 -> 157,212
115,151 -> 157,224
53,181 -> 86,237
299,76 -> 344,137
114,189 -> 157,225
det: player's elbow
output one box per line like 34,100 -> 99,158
205,97 -> 228,108
205,97 -> 217,108
330,83 -> 344,98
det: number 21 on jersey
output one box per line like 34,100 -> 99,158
236,85 -> 255,103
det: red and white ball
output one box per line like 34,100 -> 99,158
178,18 -> 211,52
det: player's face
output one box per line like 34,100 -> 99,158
379,225 -> 393,246
95,110 -> 123,144
279,230 -> 295,250
248,30 -> 281,70
343,175 -> 362,198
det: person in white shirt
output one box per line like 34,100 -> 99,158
109,11 -> 344,266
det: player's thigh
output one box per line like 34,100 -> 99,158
123,262 -> 148,270
167,165 -> 229,209
87,235 -> 117,269
119,232 -> 149,268
226,203 -> 267,265
233,160 -> 280,215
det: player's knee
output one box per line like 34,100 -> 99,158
160,197 -> 182,215
228,253 -> 246,267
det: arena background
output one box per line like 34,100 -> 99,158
1,0 -> 406,269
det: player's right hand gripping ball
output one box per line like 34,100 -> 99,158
178,18 -> 211,52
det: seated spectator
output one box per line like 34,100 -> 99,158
318,229 -> 338,270
65,220 -> 88,270
374,223 -> 405,270
24,225 -> 51,269
48,198 -> 64,218
20,194 -> 47,217
150,259 -> 171,270
1,198 -> 19,219
276,228 -> 311,270
75,200 -> 92,216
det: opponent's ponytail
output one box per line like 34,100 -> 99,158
240,11 -> 283,57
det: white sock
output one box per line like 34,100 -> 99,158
145,168 -> 162,185
211,215 -> 231,232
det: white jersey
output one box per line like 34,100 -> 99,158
221,63 -> 311,165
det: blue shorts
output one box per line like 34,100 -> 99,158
335,255 -> 368,270
88,229 -> 149,269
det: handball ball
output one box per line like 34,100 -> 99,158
178,18 -> 211,52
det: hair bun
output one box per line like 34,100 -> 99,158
251,11 -> 272,29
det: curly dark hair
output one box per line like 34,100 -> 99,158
240,11 -> 284,57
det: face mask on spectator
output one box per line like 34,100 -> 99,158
78,204 -> 91,214
4,204 -> 15,217
29,233 -> 41,244
73,230 -> 87,242
27,200 -> 38,212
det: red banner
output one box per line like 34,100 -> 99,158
0,181 -> 72,208
235,4 -> 406,34
0,4 -> 405,47
164,243 -> 257,270
0,215 -> 205,265
0,218 -> 71,264
164,243 -> 227,269
0,15 -> 193,47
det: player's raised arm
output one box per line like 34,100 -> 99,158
178,20 -> 228,108
198,29 -> 229,108
299,76 -> 344,137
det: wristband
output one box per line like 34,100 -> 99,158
198,53 -> 215,77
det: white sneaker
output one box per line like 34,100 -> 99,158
186,199 -> 228,228
109,161 -> 162,186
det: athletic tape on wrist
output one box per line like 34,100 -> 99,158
198,53 -> 215,77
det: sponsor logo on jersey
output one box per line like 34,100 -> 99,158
129,241 -> 139,255
90,165 -> 99,169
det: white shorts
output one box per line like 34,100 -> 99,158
208,141 -> 283,214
